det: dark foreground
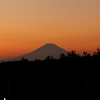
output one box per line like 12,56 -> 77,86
0,50 -> 100,99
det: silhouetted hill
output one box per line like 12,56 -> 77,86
0,43 -> 69,62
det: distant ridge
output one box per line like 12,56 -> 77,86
0,43 -> 69,62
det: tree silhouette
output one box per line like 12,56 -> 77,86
96,47 -> 100,55
44,55 -> 54,60
83,51 -> 91,57
67,50 -> 80,59
20,57 -> 28,62
60,53 -> 66,58
0,47 -> 100,99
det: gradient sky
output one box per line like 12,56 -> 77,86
0,0 -> 100,59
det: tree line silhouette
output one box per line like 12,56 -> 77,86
0,48 -> 100,99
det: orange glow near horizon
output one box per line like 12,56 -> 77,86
0,0 -> 100,59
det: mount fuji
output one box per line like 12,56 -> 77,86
1,43 -> 69,62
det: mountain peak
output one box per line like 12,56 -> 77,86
45,43 -> 55,45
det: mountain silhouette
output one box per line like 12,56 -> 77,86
1,43 -> 69,62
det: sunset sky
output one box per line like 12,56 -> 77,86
0,0 -> 100,59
